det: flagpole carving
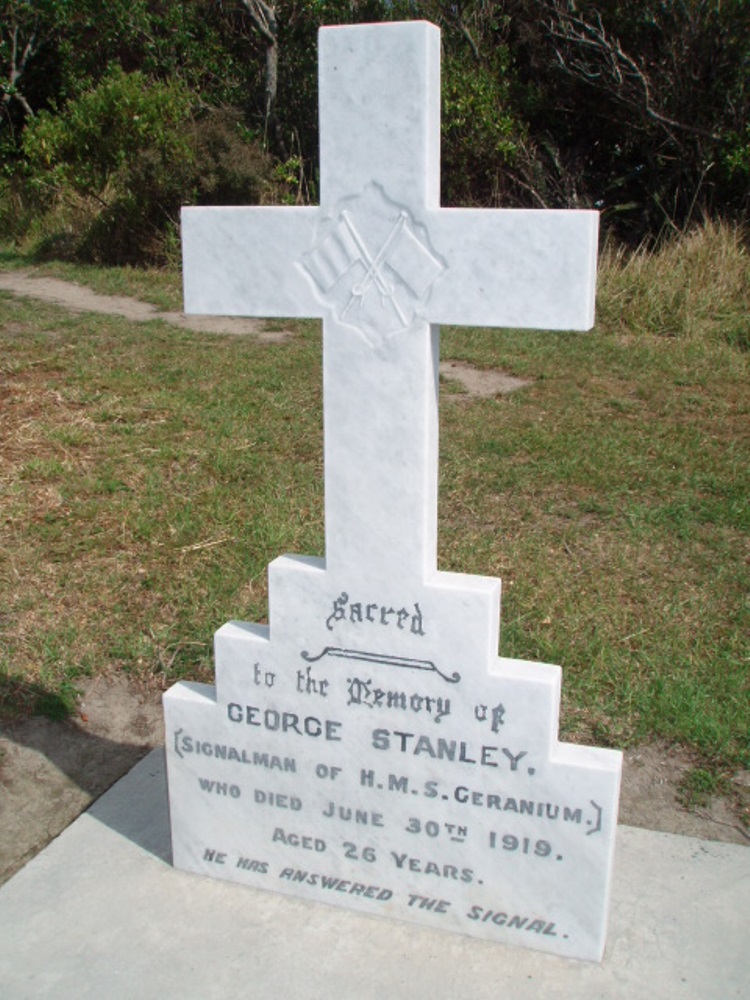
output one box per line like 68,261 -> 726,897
340,210 -> 409,325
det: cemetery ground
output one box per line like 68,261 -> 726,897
0,222 -> 748,883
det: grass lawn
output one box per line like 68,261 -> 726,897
1,223 -> 748,788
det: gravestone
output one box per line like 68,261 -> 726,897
164,20 -> 622,962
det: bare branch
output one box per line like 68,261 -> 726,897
450,4 -> 482,65
544,1 -> 720,144
233,0 -> 287,158
2,22 -> 39,120
238,0 -> 277,48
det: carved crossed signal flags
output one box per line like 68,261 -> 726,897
302,192 -> 446,341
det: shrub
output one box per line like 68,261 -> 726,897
23,67 -> 194,200
441,55 -> 522,207
17,69 -> 279,265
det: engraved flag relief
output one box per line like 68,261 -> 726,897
301,182 -> 446,345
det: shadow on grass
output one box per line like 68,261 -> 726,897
0,677 -> 151,799
0,676 -> 171,876
0,674 -> 77,721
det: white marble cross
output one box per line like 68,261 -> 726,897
182,20 -> 598,585
170,24 -> 620,961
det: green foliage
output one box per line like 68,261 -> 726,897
520,0 -> 750,237
17,71 -> 279,264
23,67 -> 194,199
441,54 -> 521,206
1,0 -> 244,119
2,0 -> 749,256
0,1 -> 67,110
678,768 -> 729,809
723,125 -> 750,181
190,112 -> 278,207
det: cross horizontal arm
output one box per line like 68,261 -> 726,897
426,208 -> 599,331
182,206 -> 322,318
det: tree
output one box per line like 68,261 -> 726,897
536,0 -> 750,236
3,0 -> 748,256
1,13 -> 37,121
20,66 -> 279,263
0,1 -> 64,140
237,1 -> 285,154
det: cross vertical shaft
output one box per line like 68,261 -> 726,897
317,24 -> 442,583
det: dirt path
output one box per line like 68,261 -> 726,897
0,269 -> 529,396
0,269 -> 746,885
0,270 -> 291,340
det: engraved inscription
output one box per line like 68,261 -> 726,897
167,592 -> 615,961
347,676 -> 451,724
167,20 -> 620,963
325,591 -> 426,635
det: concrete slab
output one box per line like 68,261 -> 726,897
0,750 -> 747,999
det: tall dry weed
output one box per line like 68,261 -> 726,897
597,221 -> 749,349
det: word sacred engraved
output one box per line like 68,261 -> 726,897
325,591 -> 426,635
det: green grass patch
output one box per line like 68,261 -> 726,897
678,767 -> 732,810
0,223 -> 748,771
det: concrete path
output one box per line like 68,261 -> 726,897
0,750 -> 747,999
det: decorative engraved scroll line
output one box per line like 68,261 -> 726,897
301,646 -> 461,684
